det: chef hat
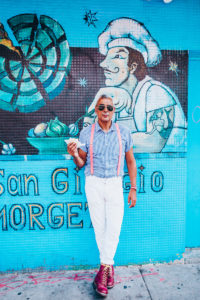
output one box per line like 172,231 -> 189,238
98,18 -> 162,67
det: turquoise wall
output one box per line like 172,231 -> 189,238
186,51 -> 200,247
1,0 -> 200,50
0,0 -> 200,271
0,154 -> 186,271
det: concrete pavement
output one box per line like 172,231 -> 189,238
0,248 -> 200,300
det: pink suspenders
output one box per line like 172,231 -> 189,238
89,123 -> 122,176
115,123 -> 122,176
89,123 -> 95,175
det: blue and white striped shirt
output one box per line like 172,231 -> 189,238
79,122 -> 133,178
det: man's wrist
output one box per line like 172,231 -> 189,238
130,185 -> 137,191
73,153 -> 79,159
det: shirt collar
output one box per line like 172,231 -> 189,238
95,121 -> 116,132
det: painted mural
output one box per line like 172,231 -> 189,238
0,164 -> 167,231
0,3 -> 189,270
0,14 -> 187,155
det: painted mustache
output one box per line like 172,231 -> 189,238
103,67 -> 119,74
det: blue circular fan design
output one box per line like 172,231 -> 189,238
0,14 -> 70,112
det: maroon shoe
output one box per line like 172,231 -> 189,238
107,265 -> 114,289
93,264 -> 109,297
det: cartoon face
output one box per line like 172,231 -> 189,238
100,47 -> 133,87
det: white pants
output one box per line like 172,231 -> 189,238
85,175 -> 124,265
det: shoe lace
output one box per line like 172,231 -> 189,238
101,264 -> 109,285
107,265 -> 112,277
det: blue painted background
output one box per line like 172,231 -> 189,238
0,0 -> 200,271
1,0 -> 200,50
0,154 -> 186,271
186,51 -> 200,247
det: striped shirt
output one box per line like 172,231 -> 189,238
79,122 -> 133,178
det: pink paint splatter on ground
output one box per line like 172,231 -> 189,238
27,271 -> 94,285
159,278 -> 165,282
0,271 -> 94,296
149,268 -> 155,271
0,269 -> 160,296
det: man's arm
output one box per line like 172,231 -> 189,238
125,148 -> 137,208
67,142 -> 87,168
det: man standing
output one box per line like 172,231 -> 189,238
67,95 -> 137,297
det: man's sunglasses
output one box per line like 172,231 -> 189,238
98,104 -> 114,112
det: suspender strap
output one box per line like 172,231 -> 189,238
89,123 -> 95,175
89,123 -> 122,176
115,123 -> 122,176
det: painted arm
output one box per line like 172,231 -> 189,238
125,148 -> 137,208
83,101 -> 96,127
132,106 -> 174,153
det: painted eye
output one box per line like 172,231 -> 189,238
114,55 -> 120,59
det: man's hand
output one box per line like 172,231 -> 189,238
67,142 -> 87,168
125,148 -> 137,208
128,189 -> 136,208
67,142 -> 78,158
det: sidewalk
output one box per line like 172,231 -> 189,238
0,248 -> 200,300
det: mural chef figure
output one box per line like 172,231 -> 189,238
84,18 -> 187,152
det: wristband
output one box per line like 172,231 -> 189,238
131,186 -> 137,190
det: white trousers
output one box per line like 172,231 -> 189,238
85,175 -> 124,265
